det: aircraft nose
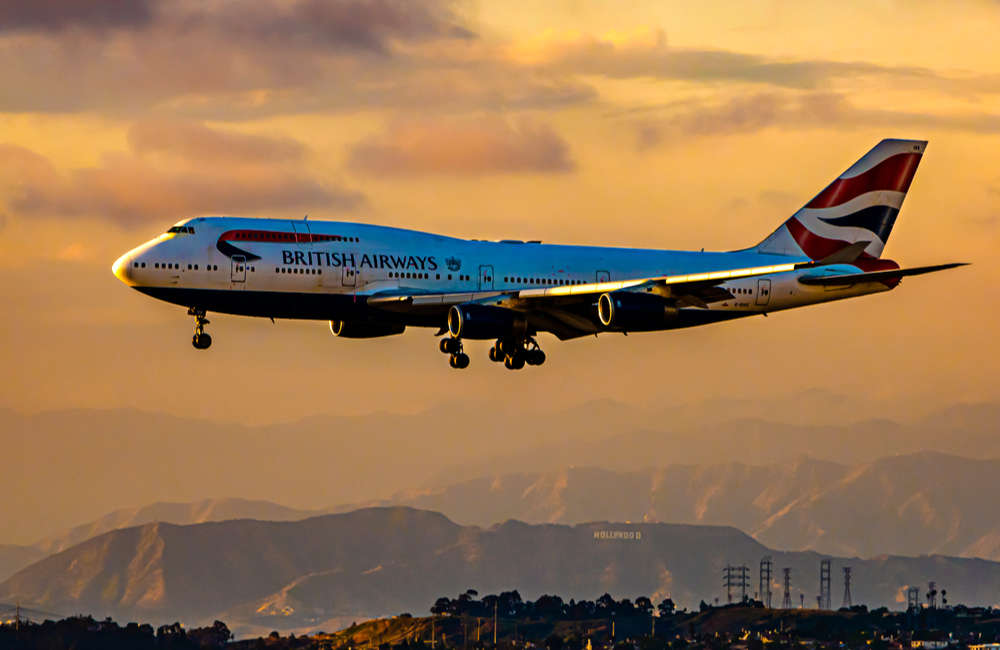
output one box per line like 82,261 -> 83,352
112,251 -> 132,284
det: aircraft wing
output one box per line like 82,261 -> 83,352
367,261 -> 799,338
797,262 -> 968,286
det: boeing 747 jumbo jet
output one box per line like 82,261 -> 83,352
113,138 -> 965,370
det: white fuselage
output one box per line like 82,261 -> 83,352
112,216 -> 893,330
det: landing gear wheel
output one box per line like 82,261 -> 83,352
188,307 -> 211,350
440,337 -> 460,354
488,346 -> 502,362
504,353 -> 525,370
526,349 -> 546,366
442,336 -> 468,368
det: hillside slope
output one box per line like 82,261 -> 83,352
3,507 -> 999,636
0,545 -> 45,583
34,498 -> 325,555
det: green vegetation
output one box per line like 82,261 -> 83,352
5,592 -> 1000,649
0,615 -> 232,649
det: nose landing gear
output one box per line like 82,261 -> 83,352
439,336 -> 470,369
189,307 -> 212,350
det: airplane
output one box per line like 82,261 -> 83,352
112,138 -> 965,370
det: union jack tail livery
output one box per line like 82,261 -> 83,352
756,139 -> 925,260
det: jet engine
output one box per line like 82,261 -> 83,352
447,303 -> 527,340
329,320 -> 406,338
597,291 -> 678,331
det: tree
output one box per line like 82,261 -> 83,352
432,597 -> 454,616
500,590 -> 523,616
635,597 -> 654,616
156,622 -> 185,640
536,595 -> 566,619
188,620 -> 232,648
658,599 -> 676,617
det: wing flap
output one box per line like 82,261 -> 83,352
368,261 -> 800,313
797,262 -> 968,286
517,261 -> 798,299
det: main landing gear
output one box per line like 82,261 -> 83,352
189,307 -> 212,350
490,336 -> 545,370
439,336 -> 470,369
440,335 -> 546,370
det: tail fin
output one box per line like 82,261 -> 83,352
756,139 -> 926,259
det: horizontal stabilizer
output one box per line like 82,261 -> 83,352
798,262 -> 968,286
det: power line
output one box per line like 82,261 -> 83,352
738,565 -> 750,603
760,556 -> 773,608
907,586 -> 920,612
723,565 -> 750,604
820,559 -> 832,610
842,567 -> 853,609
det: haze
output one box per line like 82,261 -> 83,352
1,1 -> 998,543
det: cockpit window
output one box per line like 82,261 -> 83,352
167,226 -> 195,234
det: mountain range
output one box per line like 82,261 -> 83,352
4,398 -> 997,546
358,452 -> 1000,561
4,451 -> 1000,584
3,507 -> 999,638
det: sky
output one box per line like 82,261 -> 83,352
0,0 -> 998,425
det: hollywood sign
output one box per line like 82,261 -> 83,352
593,530 -> 642,541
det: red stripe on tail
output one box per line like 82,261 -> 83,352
806,152 -> 921,209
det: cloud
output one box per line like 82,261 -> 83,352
0,124 -> 365,226
127,119 -> 306,164
0,0 -> 487,115
347,117 -> 575,175
0,8 -> 993,123
0,0 -> 469,49
630,92 -> 1000,146
0,0 -> 594,117
201,0 -> 475,55
0,0 -> 155,33
516,30 -> 941,90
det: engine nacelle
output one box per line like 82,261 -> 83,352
597,291 -> 678,331
329,320 -> 406,338
448,303 -> 527,340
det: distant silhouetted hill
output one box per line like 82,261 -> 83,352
0,545 -> 45,583
350,452 -> 1000,561
34,498 -> 325,555
3,507 -> 1000,637
4,399 -> 997,546
7,452 -> 1000,585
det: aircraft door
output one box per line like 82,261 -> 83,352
291,219 -> 312,244
291,219 -> 324,287
479,265 -> 494,291
756,279 -> 771,306
596,270 -> 610,283
231,255 -> 247,286
342,259 -> 357,287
